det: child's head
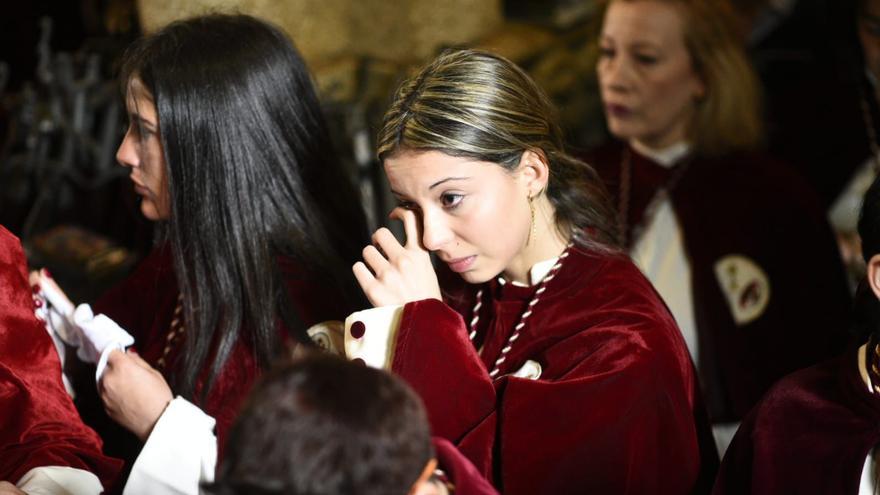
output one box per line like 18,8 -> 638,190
207,353 -> 436,495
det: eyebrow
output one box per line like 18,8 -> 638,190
429,176 -> 470,189
389,176 -> 471,198
131,114 -> 158,132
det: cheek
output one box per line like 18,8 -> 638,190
470,188 -> 529,252
643,72 -> 698,121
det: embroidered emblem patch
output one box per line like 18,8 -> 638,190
305,320 -> 344,354
714,254 -> 771,326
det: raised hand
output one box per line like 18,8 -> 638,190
352,208 -> 441,307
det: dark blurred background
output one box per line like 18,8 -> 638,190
0,0 -> 867,300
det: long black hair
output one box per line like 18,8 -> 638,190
119,14 -> 368,400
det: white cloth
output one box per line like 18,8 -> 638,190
627,142 -> 699,368
16,466 -> 103,495
124,397 -> 217,495
829,154 -> 878,233
860,449 -> 877,495
345,305 -> 404,369
34,296 -> 134,383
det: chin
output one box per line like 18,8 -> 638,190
457,268 -> 496,285
140,201 -> 164,221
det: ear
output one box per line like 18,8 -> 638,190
408,458 -> 439,495
867,254 -> 880,301
516,150 -> 551,198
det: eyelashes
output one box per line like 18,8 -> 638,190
395,193 -> 465,212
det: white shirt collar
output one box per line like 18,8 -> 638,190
631,141 -> 691,168
498,256 -> 559,287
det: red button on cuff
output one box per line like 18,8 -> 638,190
350,320 -> 366,339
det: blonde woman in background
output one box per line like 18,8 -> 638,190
343,49 -> 718,494
586,0 -> 852,454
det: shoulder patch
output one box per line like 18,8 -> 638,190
304,320 -> 345,355
713,254 -> 771,326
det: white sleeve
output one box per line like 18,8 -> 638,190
343,305 -> 404,369
15,466 -> 102,495
123,397 -> 217,495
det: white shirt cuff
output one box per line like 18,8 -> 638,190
124,397 -> 217,495
16,466 -> 102,495
344,305 -> 404,369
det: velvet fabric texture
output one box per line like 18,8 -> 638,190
88,246 -> 343,472
714,347 -> 878,494
0,226 -> 122,485
585,141 -> 852,422
389,248 -> 718,494
433,437 -> 499,495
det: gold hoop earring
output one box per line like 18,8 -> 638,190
527,194 -> 536,246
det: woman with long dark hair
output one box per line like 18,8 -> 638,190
32,13 -> 368,490
342,49 -> 718,494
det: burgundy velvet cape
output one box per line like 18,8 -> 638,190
585,141 -> 852,422
386,248 -> 718,494
0,226 -> 122,485
714,347 -> 877,494
433,437 -> 499,495
89,246 -> 343,467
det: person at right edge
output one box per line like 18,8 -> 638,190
714,173 -> 880,494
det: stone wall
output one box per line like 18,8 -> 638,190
136,0 -> 503,66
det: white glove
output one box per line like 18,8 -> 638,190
33,272 -> 135,383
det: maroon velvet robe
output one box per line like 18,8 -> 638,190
89,246 -> 343,467
713,347 -> 877,494
385,248 -> 718,494
585,141 -> 852,423
0,226 -> 122,485
433,437 -> 499,495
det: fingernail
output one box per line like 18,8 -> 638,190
43,269 -> 53,279
32,284 -> 40,293
34,299 -> 43,308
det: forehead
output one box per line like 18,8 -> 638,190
383,150 -> 499,194
124,77 -> 157,116
601,0 -> 686,47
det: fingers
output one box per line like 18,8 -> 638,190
105,348 -> 127,370
127,350 -> 154,370
352,261 -> 376,290
390,207 -> 423,250
362,244 -> 390,275
28,270 -> 42,288
371,227 -> 406,260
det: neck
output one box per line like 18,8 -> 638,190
630,139 -> 691,167
502,198 -> 569,285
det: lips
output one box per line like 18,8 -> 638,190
445,255 -> 476,273
130,177 -> 151,198
605,103 -> 632,118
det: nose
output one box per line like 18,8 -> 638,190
598,54 -> 631,95
420,209 -> 454,252
116,128 -> 138,169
